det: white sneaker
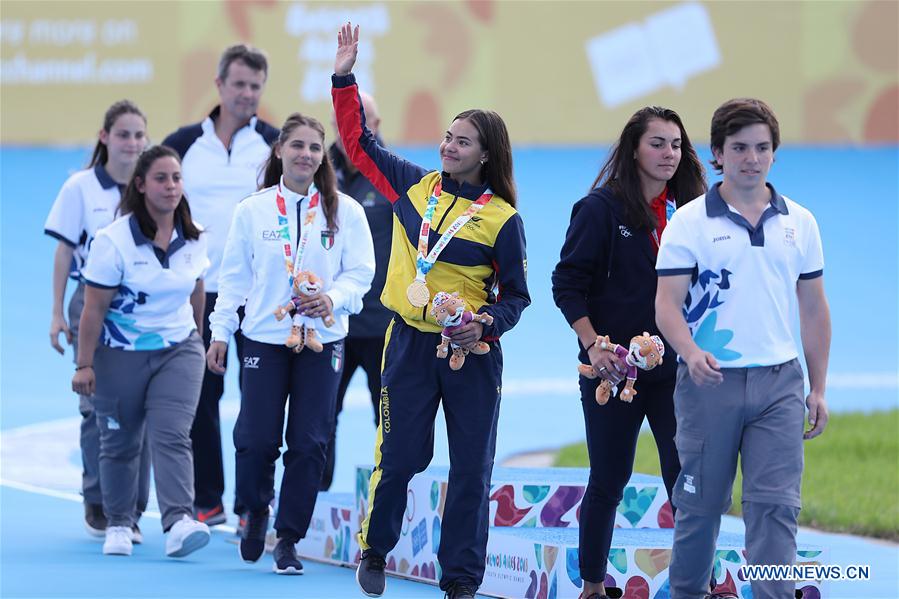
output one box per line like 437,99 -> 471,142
103,526 -> 133,556
165,515 -> 210,558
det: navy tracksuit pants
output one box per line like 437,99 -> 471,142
234,337 -> 342,542
191,292 -> 244,511
358,317 -> 503,591
321,335 -> 383,491
578,373 -> 680,583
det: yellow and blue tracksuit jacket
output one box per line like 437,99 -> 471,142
332,74 -> 530,339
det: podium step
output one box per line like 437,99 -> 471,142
356,465 -> 673,533
299,471 -> 827,599
480,527 -> 827,599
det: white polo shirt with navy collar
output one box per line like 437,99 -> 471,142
163,107 -> 279,293
81,214 -> 210,351
656,182 -> 824,368
44,164 -> 123,279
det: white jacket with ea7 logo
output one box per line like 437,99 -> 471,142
209,179 -> 375,346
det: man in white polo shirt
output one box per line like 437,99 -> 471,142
655,98 -> 831,599
163,44 -> 278,526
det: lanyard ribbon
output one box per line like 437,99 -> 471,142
414,179 -> 493,279
406,178 -> 493,307
276,182 -> 320,289
649,190 -> 676,253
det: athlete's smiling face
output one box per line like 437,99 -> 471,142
439,118 -> 488,185
276,125 -> 324,193
138,156 -> 183,217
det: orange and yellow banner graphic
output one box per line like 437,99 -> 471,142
2,1 -> 896,145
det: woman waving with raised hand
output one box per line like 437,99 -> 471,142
333,23 -> 530,599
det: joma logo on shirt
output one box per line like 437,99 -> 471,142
262,230 -> 283,240
713,235 -> 731,243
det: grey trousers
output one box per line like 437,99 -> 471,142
668,360 -> 805,599
93,332 -> 204,531
70,283 -> 150,512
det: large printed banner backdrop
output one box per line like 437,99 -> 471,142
1,0 -> 896,145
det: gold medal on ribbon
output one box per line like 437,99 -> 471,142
406,278 -> 430,308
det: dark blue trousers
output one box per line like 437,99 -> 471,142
358,317 -> 503,591
191,292 -> 244,510
321,335 -> 384,490
578,374 -> 680,583
234,337 -> 343,542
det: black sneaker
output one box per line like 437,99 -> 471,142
84,502 -> 107,538
356,549 -> 387,597
272,538 -> 304,575
239,509 -> 269,563
445,582 -> 477,599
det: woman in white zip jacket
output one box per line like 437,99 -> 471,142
207,112 -> 375,574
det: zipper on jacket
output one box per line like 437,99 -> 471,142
434,194 -> 459,233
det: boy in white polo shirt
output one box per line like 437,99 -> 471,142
655,98 -> 831,599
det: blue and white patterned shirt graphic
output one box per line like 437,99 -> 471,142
81,214 -> 209,351
656,183 -> 824,368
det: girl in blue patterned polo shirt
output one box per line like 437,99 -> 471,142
72,145 -> 212,559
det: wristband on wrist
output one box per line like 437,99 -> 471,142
585,339 -> 597,351
75,365 -> 93,371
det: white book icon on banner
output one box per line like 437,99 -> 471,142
586,2 -> 721,108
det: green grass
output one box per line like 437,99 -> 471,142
554,409 -> 899,540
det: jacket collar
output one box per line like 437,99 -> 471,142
439,171 -> 491,200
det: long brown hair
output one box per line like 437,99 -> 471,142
261,113 -> 339,231
88,100 -> 147,168
591,106 -> 706,230
453,109 -> 517,208
120,145 -> 201,241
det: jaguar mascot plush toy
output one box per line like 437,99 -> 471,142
430,291 -> 494,371
578,332 -> 665,404
273,270 -> 335,353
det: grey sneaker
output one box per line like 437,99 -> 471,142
84,502 -> 107,538
131,523 -> 143,544
272,539 -> 304,575
356,550 -> 387,597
